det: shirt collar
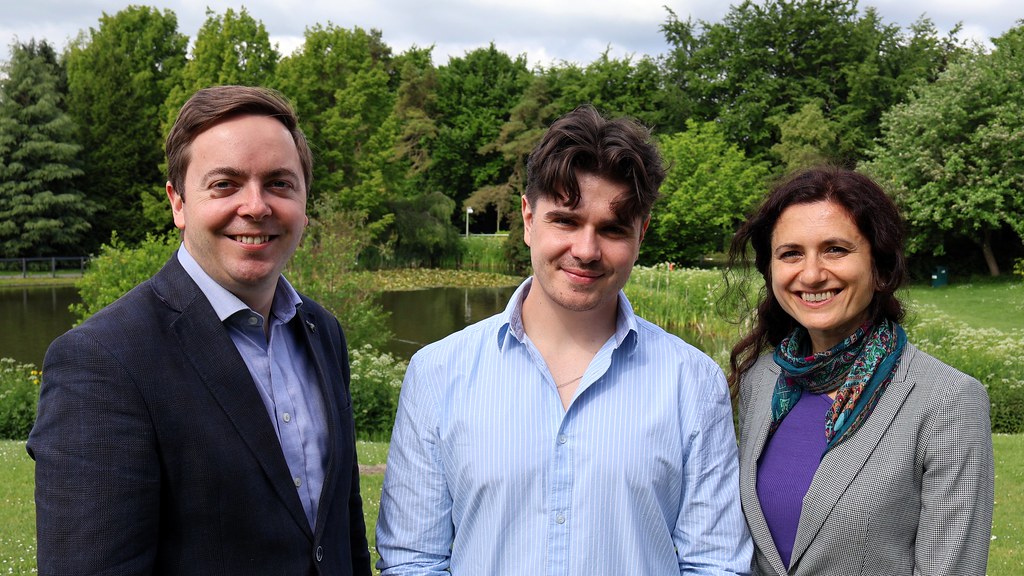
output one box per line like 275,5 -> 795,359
497,276 -> 638,354
176,244 -> 303,323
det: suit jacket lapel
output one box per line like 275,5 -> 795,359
741,359 -> 791,575
788,346 -> 918,570
152,258 -> 313,536
295,305 -> 339,536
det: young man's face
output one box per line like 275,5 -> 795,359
166,114 -> 307,310
522,173 -> 647,317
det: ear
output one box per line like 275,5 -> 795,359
521,195 -> 533,247
166,182 -> 186,231
639,216 -> 650,244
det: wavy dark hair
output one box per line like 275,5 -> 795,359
726,166 -> 908,392
525,105 -> 665,223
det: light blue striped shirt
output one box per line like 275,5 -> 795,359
376,278 -> 752,575
177,246 -> 328,529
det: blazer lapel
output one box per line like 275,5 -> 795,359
295,306 -> 339,535
788,347 -> 918,570
153,259 -> 314,536
741,359 -> 791,576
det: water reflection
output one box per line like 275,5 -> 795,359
0,286 -> 79,367
376,286 -> 518,360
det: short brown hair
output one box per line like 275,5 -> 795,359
165,85 -> 312,197
525,105 -> 665,223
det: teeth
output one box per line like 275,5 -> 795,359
802,291 -> 835,302
235,235 -> 269,245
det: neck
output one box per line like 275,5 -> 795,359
520,290 -> 617,354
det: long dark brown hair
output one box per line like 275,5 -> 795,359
726,166 -> 908,393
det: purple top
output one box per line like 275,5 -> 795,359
756,391 -> 833,568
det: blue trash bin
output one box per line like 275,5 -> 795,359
930,266 -> 948,288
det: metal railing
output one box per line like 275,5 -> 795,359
0,256 -> 88,278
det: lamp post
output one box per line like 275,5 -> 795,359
465,206 -> 474,237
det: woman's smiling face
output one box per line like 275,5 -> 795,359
770,201 -> 876,353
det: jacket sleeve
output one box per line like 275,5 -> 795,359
915,370 -> 994,576
27,327 -> 161,575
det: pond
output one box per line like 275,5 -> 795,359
1,284 -> 715,368
0,285 -> 519,368
0,286 -> 79,368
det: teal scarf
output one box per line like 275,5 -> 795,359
770,319 -> 907,453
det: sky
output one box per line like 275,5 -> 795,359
1,0 -> 1021,68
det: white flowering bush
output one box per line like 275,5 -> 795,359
348,345 -> 407,440
0,358 -> 39,440
904,303 -> 1024,433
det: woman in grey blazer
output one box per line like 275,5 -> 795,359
726,166 -> 994,576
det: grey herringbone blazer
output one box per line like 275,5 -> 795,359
737,343 -> 994,576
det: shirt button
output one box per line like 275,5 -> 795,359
558,434 -> 567,445
555,513 -> 565,524
247,316 -> 259,326
294,477 -> 302,488
282,412 -> 291,423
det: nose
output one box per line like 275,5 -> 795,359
570,227 -> 601,263
799,255 -> 827,285
238,183 -> 271,220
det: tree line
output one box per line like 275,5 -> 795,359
1,0 -> 1021,276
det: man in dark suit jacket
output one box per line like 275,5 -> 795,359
27,85 -> 372,576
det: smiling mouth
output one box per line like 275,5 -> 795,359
232,235 -> 270,245
802,290 -> 836,302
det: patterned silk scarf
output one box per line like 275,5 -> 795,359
769,319 -> 907,453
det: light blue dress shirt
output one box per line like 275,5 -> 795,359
177,246 -> 328,529
376,278 -> 752,575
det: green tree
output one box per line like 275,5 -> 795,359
641,120 -> 771,265
770,99 -> 839,169
428,44 -> 531,211
274,24 -> 396,207
64,6 -> 187,248
0,40 -> 94,257
865,28 -> 1024,276
661,0 -> 963,164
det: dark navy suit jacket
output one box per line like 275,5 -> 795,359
27,256 -> 372,575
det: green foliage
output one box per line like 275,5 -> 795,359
661,0 -> 964,163
389,191 -> 462,267
428,44 -> 531,209
865,26 -> 1024,276
0,40 -> 94,257
347,345 -> 405,440
70,231 -> 179,324
770,99 -> 839,169
287,205 -> 392,350
1015,258 -> 1024,280
0,359 -> 39,440
350,268 -> 521,292
641,121 -> 771,265
458,235 -> 511,273
274,24 -> 397,206
903,300 -> 1024,434
64,6 -> 187,249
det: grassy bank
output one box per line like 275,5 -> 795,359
3,436 -> 1021,575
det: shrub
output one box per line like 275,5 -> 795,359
71,231 -> 179,324
348,345 -> 406,440
0,358 -> 40,440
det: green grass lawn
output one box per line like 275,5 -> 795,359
3,437 -> 1021,575
905,280 -> 1024,333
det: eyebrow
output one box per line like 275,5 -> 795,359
201,167 -> 301,182
773,237 -> 859,251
